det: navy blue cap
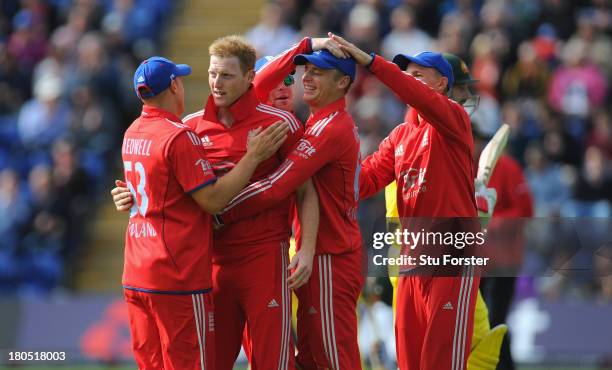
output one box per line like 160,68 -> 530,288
133,56 -> 191,99
392,51 -> 454,91
293,50 -> 356,81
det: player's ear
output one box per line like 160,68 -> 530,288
245,68 -> 255,83
169,78 -> 178,94
439,76 -> 449,94
337,74 -> 350,91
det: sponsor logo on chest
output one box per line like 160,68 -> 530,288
295,138 -> 316,159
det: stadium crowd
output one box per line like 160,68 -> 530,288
0,0 -> 610,305
0,0 -> 174,293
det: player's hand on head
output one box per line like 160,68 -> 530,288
246,121 -> 289,163
287,248 -> 314,290
328,32 -> 373,66
111,179 -> 133,212
311,37 -> 348,58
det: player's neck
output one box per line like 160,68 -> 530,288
145,100 -> 180,118
217,107 -> 234,127
309,93 -> 344,115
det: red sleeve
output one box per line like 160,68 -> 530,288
369,55 -> 471,144
271,110 -> 305,159
167,130 -> 217,193
359,125 -> 399,199
253,38 -> 312,102
220,122 -> 338,223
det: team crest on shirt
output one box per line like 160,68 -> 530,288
195,158 -> 212,173
400,167 -> 427,199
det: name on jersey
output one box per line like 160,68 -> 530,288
123,138 -> 152,157
295,139 -> 316,159
128,220 -> 157,238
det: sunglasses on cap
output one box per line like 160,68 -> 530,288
283,74 -> 294,87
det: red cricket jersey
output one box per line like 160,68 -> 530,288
183,88 -> 303,253
488,155 -> 534,217
122,106 -> 217,293
220,97 -> 363,255
360,55 -> 477,217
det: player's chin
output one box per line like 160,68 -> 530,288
273,99 -> 292,111
302,91 -> 317,103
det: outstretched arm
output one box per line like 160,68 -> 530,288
217,123 -> 341,225
112,122 -> 289,215
330,33 -> 471,143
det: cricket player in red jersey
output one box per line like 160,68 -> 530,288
121,56 -> 288,370
182,36 -> 316,370
332,34 -> 480,370
216,49 -> 364,370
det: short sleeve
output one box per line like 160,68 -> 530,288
168,130 -> 217,193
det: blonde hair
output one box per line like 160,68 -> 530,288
209,35 -> 256,74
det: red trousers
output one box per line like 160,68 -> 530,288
124,289 -> 214,370
395,266 -> 479,370
295,252 -> 364,370
213,240 -> 294,370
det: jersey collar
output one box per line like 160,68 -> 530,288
203,85 -> 258,125
141,105 -> 182,124
308,97 -> 346,123
407,107 -> 422,127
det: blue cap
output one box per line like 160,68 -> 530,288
293,50 -> 356,81
133,56 -> 192,99
392,51 -> 454,91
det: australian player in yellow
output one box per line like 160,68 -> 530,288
386,53 -> 507,370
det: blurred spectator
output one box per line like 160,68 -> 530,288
531,23 -> 561,65
436,12 -> 472,57
548,39 -> 608,120
471,33 -> 504,100
567,8 -> 612,78
524,142 -> 572,216
343,3 -> 380,53
7,9 -> 48,71
572,146 -> 612,204
246,1 -> 299,57
538,0 -> 578,40
502,41 -> 551,100
17,74 -> 70,151
50,139 -> 92,257
0,42 -> 30,115
381,5 -> 432,60
0,169 -> 29,254
586,109 -> 612,159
